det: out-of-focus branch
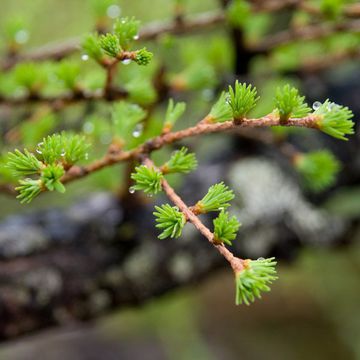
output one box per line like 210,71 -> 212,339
0,184 -> 17,196
0,11 -> 225,70
0,87 -> 128,107
301,49 -> 360,73
0,1 -> 316,70
300,2 -> 360,18
250,19 -> 360,53
1,2 -> 358,71
343,3 -> 360,18
0,49 -> 142,107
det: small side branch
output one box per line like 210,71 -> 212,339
144,158 -> 244,273
250,19 -> 360,53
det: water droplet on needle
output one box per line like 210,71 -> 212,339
15,30 -> 29,44
132,123 -> 143,138
312,101 -> 322,111
107,4 -> 121,19
36,142 -> 43,154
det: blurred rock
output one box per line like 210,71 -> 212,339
0,158 -> 351,340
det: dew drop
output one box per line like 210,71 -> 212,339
107,4 -> 121,18
49,73 -> 57,81
258,257 -> 265,261
202,88 -> 214,101
129,188 -> 135,194
15,29 -> 29,44
94,88 -> 103,96
225,95 -> 231,105
312,101 -> 322,111
81,54 -> 89,61
100,134 -> 112,145
36,142 -> 43,154
132,123 -> 143,138
122,59 -> 132,65
61,150 -> 66,157
83,121 -> 94,134
327,102 -> 338,111
133,34 -> 139,40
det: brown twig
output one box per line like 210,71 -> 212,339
0,184 -> 17,196
143,157 -> 244,273
0,114 -> 320,197
60,114 -> 320,185
103,63 -> 118,99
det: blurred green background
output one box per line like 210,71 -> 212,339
0,0 -> 359,359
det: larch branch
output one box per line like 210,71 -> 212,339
143,157 -> 244,273
60,114 -> 320,185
